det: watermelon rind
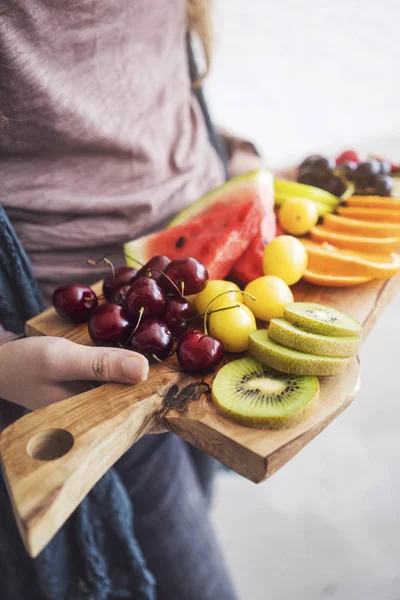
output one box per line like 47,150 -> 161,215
169,169 -> 273,226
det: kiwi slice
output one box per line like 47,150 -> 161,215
268,318 -> 360,358
249,330 -> 349,376
284,302 -> 362,338
212,357 -> 319,429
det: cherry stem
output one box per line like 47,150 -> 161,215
151,354 -> 183,372
124,252 -> 144,268
203,290 -> 256,335
84,296 -> 100,302
87,255 -> 107,267
180,282 -> 185,296
186,304 -> 241,322
146,268 -> 184,298
103,258 -> 115,280
128,306 -> 145,343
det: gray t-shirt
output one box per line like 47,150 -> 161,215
0,0 -> 224,309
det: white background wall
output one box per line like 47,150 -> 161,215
206,3 -> 400,599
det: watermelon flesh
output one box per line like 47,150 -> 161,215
230,170 -> 276,284
125,169 -> 275,282
229,232 -> 266,284
125,197 -> 260,280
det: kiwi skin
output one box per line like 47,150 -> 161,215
212,389 -> 319,430
268,318 -> 361,358
249,331 -> 350,377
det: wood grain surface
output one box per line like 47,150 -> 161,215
1,273 -> 400,557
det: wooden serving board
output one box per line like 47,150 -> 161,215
1,275 -> 400,558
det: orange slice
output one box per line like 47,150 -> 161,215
337,206 -> 400,223
324,214 -> 400,237
303,269 -> 373,287
301,240 -> 400,279
310,226 -> 400,254
346,196 -> 400,210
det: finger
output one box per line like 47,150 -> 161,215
46,339 -> 149,384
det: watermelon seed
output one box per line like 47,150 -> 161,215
175,236 -> 186,249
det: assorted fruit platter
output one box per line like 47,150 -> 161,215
49,152 -> 400,430
3,153 -> 400,558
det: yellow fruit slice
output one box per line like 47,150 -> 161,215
301,239 -> 400,277
324,214 -> 400,237
337,206 -> 400,223
302,269 -> 373,287
346,196 -> 400,210
274,179 -> 339,206
310,226 -> 400,254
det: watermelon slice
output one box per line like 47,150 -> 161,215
124,170 -> 275,281
170,169 -> 275,285
229,170 -> 275,285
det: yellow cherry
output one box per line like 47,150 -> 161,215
263,235 -> 308,285
209,302 -> 257,352
278,198 -> 318,236
244,275 -> 293,321
195,280 -> 242,314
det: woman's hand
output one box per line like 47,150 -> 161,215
0,336 -> 149,411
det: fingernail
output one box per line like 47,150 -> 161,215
122,355 -> 149,382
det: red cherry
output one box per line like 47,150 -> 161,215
125,277 -> 165,318
111,284 -> 131,307
136,256 -> 171,282
103,266 -> 138,302
163,257 -> 208,296
176,330 -> 223,374
88,304 -> 133,346
162,297 -> 194,337
336,150 -> 361,165
128,318 -> 174,360
52,284 -> 98,323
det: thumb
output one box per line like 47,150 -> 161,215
49,339 -> 149,384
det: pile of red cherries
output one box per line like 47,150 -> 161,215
52,256 -> 224,374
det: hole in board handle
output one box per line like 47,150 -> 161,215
27,429 -> 74,461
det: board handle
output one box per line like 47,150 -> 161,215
0,371 -> 181,558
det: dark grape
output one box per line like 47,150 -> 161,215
375,175 -> 393,196
355,160 -> 381,184
321,177 -> 347,197
378,161 -> 391,175
299,154 -> 322,170
297,170 -> 326,187
336,160 -> 358,180
310,156 -> 334,177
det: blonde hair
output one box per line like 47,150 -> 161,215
187,0 -> 212,87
